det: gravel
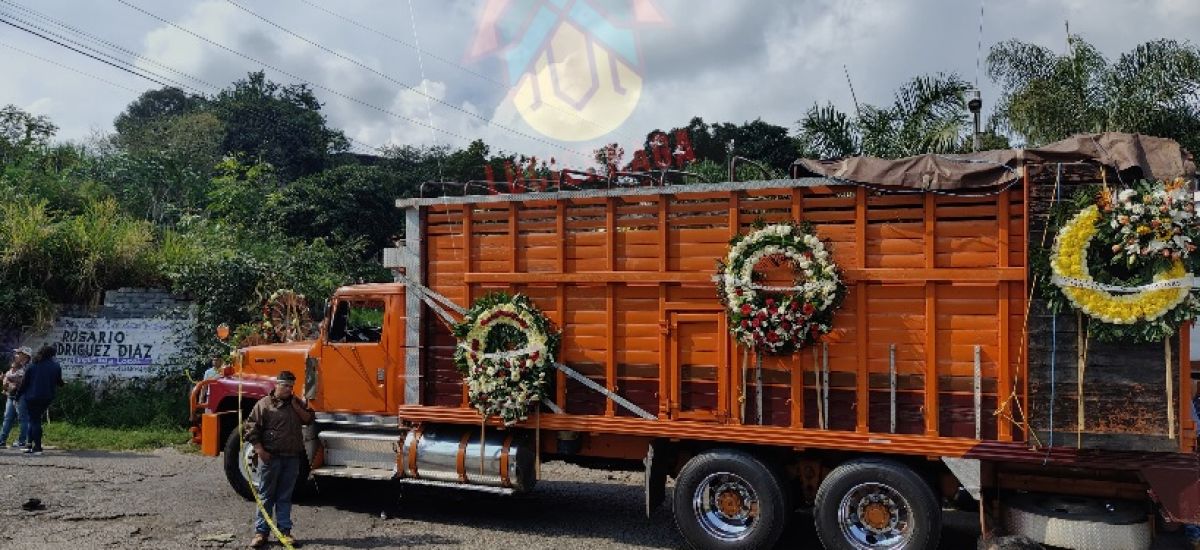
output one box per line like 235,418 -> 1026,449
0,446 -> 1177,549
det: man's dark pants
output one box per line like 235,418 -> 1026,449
254,454 -> 300,535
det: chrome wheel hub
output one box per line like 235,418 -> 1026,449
693,472 -> 760,541
837,482 -> 913,549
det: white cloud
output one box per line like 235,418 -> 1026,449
1,0 -> 1196,166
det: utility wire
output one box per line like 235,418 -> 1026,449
0,0 -> 216,90
218,0 -> 592,160
111,0 -> 485,152
975,0 -> 986,89
296,0 -> 641,146
0,16 -> 171,88
0,39 -> 140,93
0,4 -> 381,156
0,8 -> 198,92
405,0 -> 441,181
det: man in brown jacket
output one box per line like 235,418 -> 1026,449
244,371 -> 314,548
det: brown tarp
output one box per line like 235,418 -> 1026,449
794,132 -> 1197,191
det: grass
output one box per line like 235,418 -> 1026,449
40,421 -> 193,452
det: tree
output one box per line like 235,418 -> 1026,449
113,87 -> 205,147
795,73 -> 976,159
674,118 -> 796,170
270,164 -> 409,254
0,104 -> 57,164
988,36 -> 1200,152
209,71 -> 349,180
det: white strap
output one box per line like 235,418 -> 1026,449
1051,274 -> 1198,293
554,362 -> 657,420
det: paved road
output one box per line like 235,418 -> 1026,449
0,446 -> 1172,550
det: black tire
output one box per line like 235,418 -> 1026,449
223,427 -> 256,501
814,458 -> 941,550
672,449 -> 789,550
222,425 -> 313,502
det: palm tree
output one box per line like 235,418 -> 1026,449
987,35 -> 1200,153
796,73 -> 975,159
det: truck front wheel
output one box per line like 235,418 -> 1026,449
672,449 -> 789,550
814,458 -> 941,550
222,425 -> 313,501
223,427 -> 258,501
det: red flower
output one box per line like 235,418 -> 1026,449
802,303 -> 815,316
766,298 -> 775,308
734,288 -> 743,296
741,319 -> 749,329
766,332 -> 779,343
789,301 -> 798,311
741,304 -> 752,315
780,321 -> 792,331
751,317 -> 762,328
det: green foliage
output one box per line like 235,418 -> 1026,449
795,73 -> 974,159
270,164 -> 411,253
988,36 -> 1200,152
675,117 -> 797,170
209,71 -> 349,180
47,376 -> 191,429
41,421 -> 190,451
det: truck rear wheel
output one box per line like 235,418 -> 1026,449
672,449 -> 789,550
223,425 -> 312,501
814,458 -> 940,550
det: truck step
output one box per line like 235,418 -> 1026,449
395,477 -> 515,496
318,430 -> 399,471
311,465 -> 396,481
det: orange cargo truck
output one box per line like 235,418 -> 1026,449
191,133 -> 1199,550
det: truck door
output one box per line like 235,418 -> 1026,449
669,312 -> 728,422
319,297 -> 391,414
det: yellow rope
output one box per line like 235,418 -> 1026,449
237,369 -> 295,550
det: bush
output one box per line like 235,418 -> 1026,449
47,375 -> 191,429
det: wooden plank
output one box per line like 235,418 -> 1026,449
857,283 -> 869,433
606,283 -> 616,417
924,193 -> 939,437
791,188 -> 804,429
463,268 -> 1024,285
659,198 -> 669,272
557,284 -> 567,410
659,285 -> 669,418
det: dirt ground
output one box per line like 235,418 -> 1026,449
0,447 -> 1184,549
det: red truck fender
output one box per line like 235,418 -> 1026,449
190,376 -> 276,456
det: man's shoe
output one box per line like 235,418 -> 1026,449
248,532 -> 268,548
11,442 -> 24,448
279,532 -> 300,547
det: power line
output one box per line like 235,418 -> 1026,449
405,0 -> 441,181
296,0 -> 640,146
112,0 -> 490,154
0,8 -> 198,92
0,0 -> 217,90
0,39 -> 140,93
0,4 -> 382,156
0,16 -> 171,88
219,0 -> 593,160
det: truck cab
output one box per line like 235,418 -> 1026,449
189,284 -> 407,498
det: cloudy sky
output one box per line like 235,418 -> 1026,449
1,0 -> 1197,168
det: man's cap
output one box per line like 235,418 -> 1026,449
276,371 -> 297,384
12,346 -> 32,357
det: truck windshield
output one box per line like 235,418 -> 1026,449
328,300 -> 385,343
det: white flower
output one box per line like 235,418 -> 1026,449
1118,189 -> 1136,203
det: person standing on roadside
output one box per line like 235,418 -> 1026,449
21,345 -> 62,456
0,347 -> 32,448
243,370 -> 313,549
